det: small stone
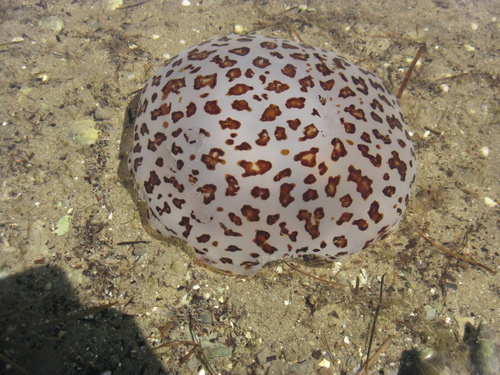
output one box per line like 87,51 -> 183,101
35,73 -> 50,83
54,215 -> 72,235
480,146 -> 489,158
484,197 -> 497,208
424,304 -> 436,319
256,347 -> 274,366
345,355 -> 358,368
94,106 -> 114,120
287,359 -> 315,374
105,0 -> 123,10
199,311 -> 213,325
108,354 -> 120,369
266,362 -> 286,375
317,368 -> 334,375
132,243 -> 147,257
439,83 -> 450,92
69,120 -> 99,146
311,350 -> 322,359
318,358 -> 331,368
201,342 -> 232,359
41,15 -> 65,32
282,348 -> 299,363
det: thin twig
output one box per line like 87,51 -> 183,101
355,337 -> 393,375
433,72 -> 469,83
288,24 -> 303,42
423,126 -> 443,136
362,274 -> 386,372
284,262 -> 348,287
417,229 -> 496,275
0,40 -> 25,47
154,340 -> 200,350
116,240 -> 151,246
116,0 -> 152,9
396,45 -> 425,99
188,314 -> 217,375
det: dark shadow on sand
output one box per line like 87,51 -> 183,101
0,266 -> 165,375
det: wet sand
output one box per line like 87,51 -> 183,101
0,0 -> 499,373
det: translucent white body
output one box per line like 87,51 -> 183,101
129,34 -> 416,275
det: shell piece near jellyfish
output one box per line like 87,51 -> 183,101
128,34 -> 416,275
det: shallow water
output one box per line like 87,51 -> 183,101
0,0 -> 498,373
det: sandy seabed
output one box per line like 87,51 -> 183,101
0,0 -> 499,374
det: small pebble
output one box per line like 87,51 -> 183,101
106,0 -> 123,10
199,311 -> 213,325
36,73 -> 50,83
318,358 -> 331,368
69,120 -> 99,146
288,359 -> 315,373
256,347 -> 274,366
54,215 -> 72,236
424,304 -> 436,319
266,362 -> 286,375
480,146 -> 489,158
234,24 -> 244,34
345,355 -> 358,368
132,243 -> 147,257
439,83 -> 450,92
41,15 -> 65,32
484,197 -> 497,208
94,106 -> 114,120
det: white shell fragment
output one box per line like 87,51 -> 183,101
128,34 -> 416,275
